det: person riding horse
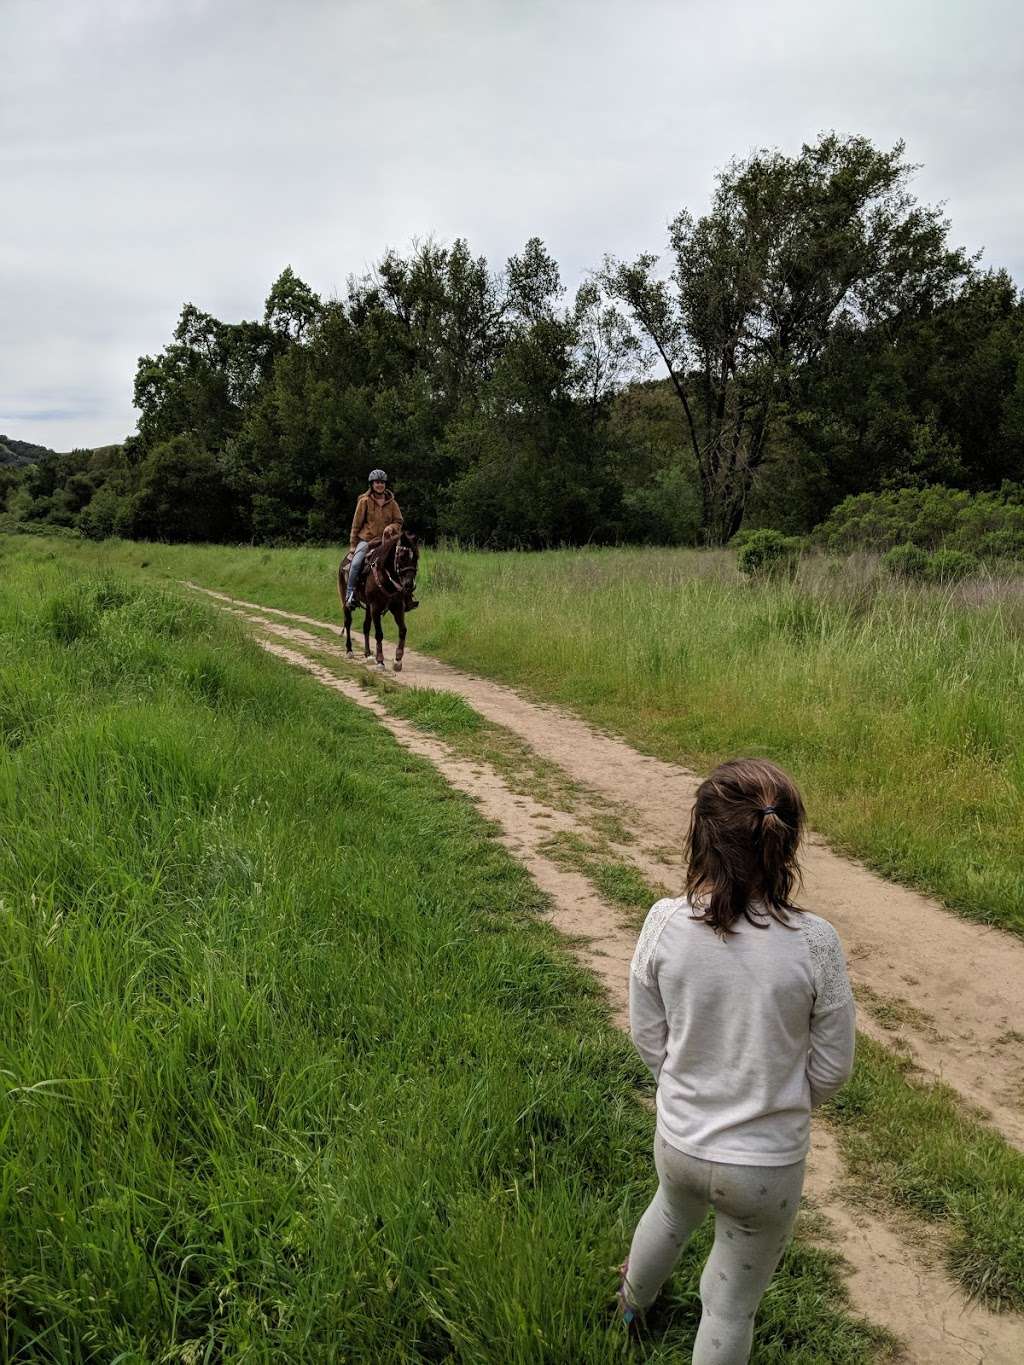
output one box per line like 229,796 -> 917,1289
346,469 -> 418,611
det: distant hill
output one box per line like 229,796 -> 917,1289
0,434 -> 58,467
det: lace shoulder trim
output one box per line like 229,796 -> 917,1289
631,898 -> 684,987
801,915 -> 853,1012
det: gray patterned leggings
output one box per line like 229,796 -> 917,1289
625,1135 -> 805,1364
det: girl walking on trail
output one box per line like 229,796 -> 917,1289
620,757 -> 855,1363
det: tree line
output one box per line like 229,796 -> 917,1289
4,133 -> 1022,548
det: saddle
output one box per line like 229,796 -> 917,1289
343,534 -> 400,604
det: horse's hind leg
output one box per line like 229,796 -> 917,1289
362,606 -> 372,658
392,605 -> 406,672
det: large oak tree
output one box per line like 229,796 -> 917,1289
603,134 -> 972,542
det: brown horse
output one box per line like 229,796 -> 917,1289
337,529 -> 419,671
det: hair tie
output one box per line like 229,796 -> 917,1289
759,804 -> 778,816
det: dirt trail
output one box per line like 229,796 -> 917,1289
192,585 -> 1024,1363
804,1128 -> 1019,1365
190,584 -> 1024,1150
247,636 -> 637,1016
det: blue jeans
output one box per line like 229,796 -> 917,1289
347,541 -> 369,604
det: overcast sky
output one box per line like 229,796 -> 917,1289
2,0 -> 1022,451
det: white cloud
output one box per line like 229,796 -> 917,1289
2,0 -> 1021,449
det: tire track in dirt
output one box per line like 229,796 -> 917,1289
187,584 -> 1024,1152
196,590 -> 1024,1363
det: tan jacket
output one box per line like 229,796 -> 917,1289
349,490 -> 403,549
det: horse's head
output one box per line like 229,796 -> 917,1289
393,530 -> 419,594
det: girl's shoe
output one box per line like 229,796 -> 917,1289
616,1260 -> 644,1333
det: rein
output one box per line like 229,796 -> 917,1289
370,538 -> 415,598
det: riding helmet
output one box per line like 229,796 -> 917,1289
368,468 -> 388,484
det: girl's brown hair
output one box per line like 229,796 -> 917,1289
684,757 -> 806,937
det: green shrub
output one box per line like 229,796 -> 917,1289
928,548 -> 979,583
978,529 -> 1024,562
79,485 -> 132,541
728,527 -> 760,552
0,514 -> 78,539
882,544 -> 980,584
620,463 -> 701,545
816,483 -> 1024,556
736,529 -> 802,579
882,543 -> 931,580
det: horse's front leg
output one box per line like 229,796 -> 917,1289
392,604 -> 406,672
339,567 -> 354,656
374,607 -> 386,668
362,605 -> 372,658
344,600 -> 354,657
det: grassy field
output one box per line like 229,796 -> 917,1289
23,534 -> 1022,938
301,665 -> 1024,1315
0,541 -> 887,1361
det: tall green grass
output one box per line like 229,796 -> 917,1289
0,547 -> 883,1361
43,536 -> 1020,937
421,549 -> 1024,936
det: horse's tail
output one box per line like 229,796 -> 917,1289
337,558 -> 347,612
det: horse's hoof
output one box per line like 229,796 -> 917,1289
393,661 -> 402,673
377,661 -> 386,671
345,650 -> 354,659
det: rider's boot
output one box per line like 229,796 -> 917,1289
404,593 -> 419,612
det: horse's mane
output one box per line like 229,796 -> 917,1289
379,532 -> 401,573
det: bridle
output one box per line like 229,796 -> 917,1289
370,534 -> 418,599
392,538 -> 418,598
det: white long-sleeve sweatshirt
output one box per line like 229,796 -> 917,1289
630,898 -> 856,1167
